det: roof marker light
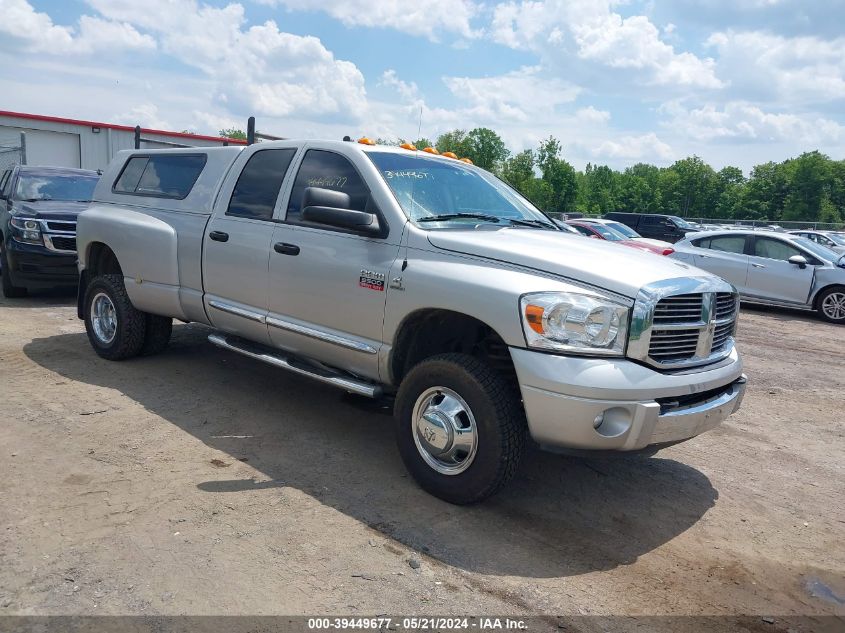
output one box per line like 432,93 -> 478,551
358,137 -> 376,145
399,142 -> 417,151
441,151 -> 458,159
422,147 -> 439,154
459,157 -> 473,164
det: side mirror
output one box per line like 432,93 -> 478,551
302,187 -> 350,210
788,255 -> 808,269
302,205 -> 380,235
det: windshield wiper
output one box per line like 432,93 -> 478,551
418,213 -> 501,223
505,218 -> 558,230
21,198 -> 48,202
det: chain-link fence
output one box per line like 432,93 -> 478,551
0,132 -> 26,170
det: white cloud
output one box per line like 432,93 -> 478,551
591,133 -> 674,161
86,0 -> 368,121
0,0 -> 155,54
490,0 -> 722,88
380,70 -> 420,101
659,100 -> 845,144
257,0 -> 479,40
112,103 -> 171,130
706,30 -> 845,103
575,106 -> 611,125
443,66 -> 581,122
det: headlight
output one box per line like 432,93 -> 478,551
520,292 -> 629,356
9,217 -> 43,245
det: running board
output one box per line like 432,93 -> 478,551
207,333 -> 383,399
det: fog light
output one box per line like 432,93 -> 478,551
592,407 -> 633,438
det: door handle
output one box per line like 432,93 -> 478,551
751,263 -> 766,268
274,242 -> 300,256
209,231 -> 229,242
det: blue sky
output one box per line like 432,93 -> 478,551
1,0 -> 844,172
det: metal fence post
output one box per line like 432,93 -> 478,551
134,126 -> 141,150
247,117 -> 255,145
19,132 -> 26,165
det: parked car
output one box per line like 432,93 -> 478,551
787,230 -> 845,255
671,230 -> 845,323
603,212 -> 697,243
566,220 -> 675,256
76,142 -> 746,503
0,165 -> 100,297
573,217 -> 675,250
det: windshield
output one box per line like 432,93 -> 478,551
792,236 -> 841,262
367,151 -> 554,228
603,221 -> 640,238
668,215 -> 695,229
15,173 -> 99,202
580,223 -> 626,241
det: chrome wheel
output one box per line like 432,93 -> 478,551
411,387 -> 478,475
822,291 -> 845,321
90,292 -> 117,344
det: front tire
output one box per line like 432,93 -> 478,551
83,274 -> 146,360
394,353 -> 527,504
1,243 -> 27,298
817,286 -> 845,324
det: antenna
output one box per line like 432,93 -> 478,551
409,105 -> 423,222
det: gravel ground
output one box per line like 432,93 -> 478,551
0,291 -> 843,632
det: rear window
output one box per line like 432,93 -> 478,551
113,154 -> 206,199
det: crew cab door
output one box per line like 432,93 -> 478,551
202,147 -> 298,345
266,147 -> 402,382
746,235 -> 815,305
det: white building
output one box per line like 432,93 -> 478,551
0,110 -> 247,171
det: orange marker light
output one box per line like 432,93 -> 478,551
459,157 -> 473,164
358,137 -> 376,145
525,305 -> 545,334
442,151 -> 458,159
399,142 -> 417,150
422,147 -> 439,154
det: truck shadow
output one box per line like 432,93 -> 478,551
24,324 -> 718,579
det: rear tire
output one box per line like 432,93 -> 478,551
83,274 -> 146,360
141,314 -> 173,356
816,286 -> 845,324
394,353 -> 527,504
1,243 -> 28,298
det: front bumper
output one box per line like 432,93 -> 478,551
510,346 -> 746,451
5,238 -> 78,288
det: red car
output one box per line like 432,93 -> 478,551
566,221 -> 675,256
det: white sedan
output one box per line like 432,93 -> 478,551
671,230 -> 845,324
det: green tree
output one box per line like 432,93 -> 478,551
464,127 -> 510,170
435,129 -> 471,156
500,150 -> 535,192
218,128 -> 247,141
783,151 -> 833,222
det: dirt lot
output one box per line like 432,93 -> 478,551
1,291 -> 843,630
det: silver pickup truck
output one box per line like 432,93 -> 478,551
76,140 -> 747,504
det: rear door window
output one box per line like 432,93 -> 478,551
226,149 -> 296,220
113,154 -> 206,199
707,235 -> 747,254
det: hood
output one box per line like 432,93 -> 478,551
427,228 -> 705,298
11,200 -> 91,221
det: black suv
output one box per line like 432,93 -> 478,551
603,212 -> 697,243
0,165 -> 100,297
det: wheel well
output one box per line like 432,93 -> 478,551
391,309 -> 518,389
87,243 -> 122,277
814,284 -> 845,309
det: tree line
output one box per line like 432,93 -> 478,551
219,127 -> 845,225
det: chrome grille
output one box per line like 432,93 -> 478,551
629,283 -> 739,370
653,294 -> 704,324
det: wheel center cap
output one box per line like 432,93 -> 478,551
417,411 -> 453,455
